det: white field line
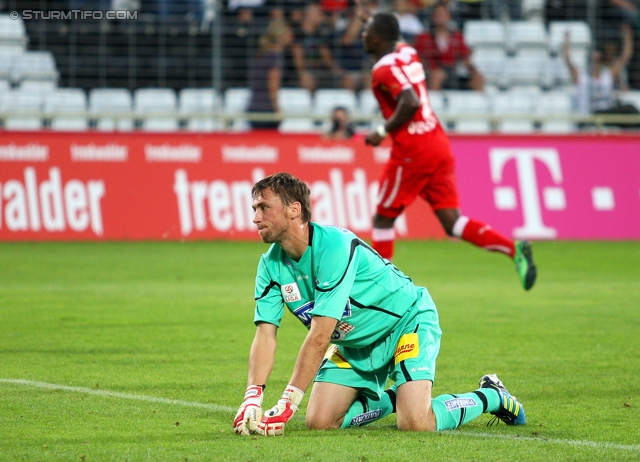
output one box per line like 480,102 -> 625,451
0,378 -> 236,413
2,378 -> 639,453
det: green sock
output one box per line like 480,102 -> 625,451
340,388 -> 397,428
431,388 -> 500,431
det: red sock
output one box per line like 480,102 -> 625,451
456,217 -> 515,258
372,228 -> 395,260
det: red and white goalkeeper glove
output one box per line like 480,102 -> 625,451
233,385 -> 264,435
257,384 -> 305,436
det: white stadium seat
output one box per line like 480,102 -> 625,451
491,92 -> 534,116
44,88 -> 88,131
497,120 -> 536,133
10,51 -> 58,83
179,88 -> 223,132
0,90 -> 43,130
0,14 -> 28,48
89,88 -> 134,131
278,88 -> 313,115
224,88 -> 252,131
504,50 -> 550,87
463,20 -> 506,49
451,120 -> 492,133
314,89 -> 358,117
357,89 -> 379,116
134,88 -> 178,132
470,48 -> 508,86
508,21 -> 548,51
549,21 -> 591,52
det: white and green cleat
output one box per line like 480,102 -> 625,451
514,240 -> 537,290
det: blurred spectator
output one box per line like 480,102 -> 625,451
564,26 -> 639,120
291,3 -> 345,92
247,10 -> 293,129
324,106 -> 356,139
222,7 -> 260,90
333,11 -> 371,92
393,0 -> 425,44
414,2 -> 484,91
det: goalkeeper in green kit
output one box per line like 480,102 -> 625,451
233,172 -> 526,436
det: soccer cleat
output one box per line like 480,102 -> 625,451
514,240 -> 537,290
479,374 -> 526,426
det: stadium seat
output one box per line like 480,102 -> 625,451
504,50 -> 550,87
224,88 -> 252,131
429,91 -> 445,118
278,88 -> 313,115
134,88 -> 178,132
19,79 -> 57,95
445,91 -> 489,116
179,88 -> 223,132
539,121 -> 575,133
0,14 -> 28,48
463,21 -> 506,49
618,91 -> 640,111
508,21 -> 548,51
445,91 -> 491,133
534,91 -> 574,116
491,91 -> 534,116
278,119 -> 318,133
314,89 -> 358,117
497,120 -> 536,133
470,48 -> 508,86
0,90 -> 43,130
10,51 -> 59,84
0,52 -> 14,81
549,21 -> 591,53
357,89 -> 378,117
451,120 -> 492,133
44,88 -> 88,131
89,88 -> 134,131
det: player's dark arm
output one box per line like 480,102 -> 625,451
365,88 -> 420,146
247,322 -> 278,386
288,315 -> 338,392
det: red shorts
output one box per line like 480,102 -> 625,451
376,137 -> 459,219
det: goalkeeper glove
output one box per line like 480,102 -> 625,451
233,384 -> 264,435
257,384 -> 305,436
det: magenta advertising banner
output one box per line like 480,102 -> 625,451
453,135 -> 640,240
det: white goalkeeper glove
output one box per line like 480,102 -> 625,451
233,385 -> 264,435
257,384 -> 305,436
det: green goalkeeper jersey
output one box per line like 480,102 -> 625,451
254,223 -> 433,349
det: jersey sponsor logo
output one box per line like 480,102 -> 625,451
443,398 -> 478,412
394,333 -> 419,364
282,282 -> 302,303
407,120 -> 436,135
292,301 -> 313,327
349,409 -> 382,426
291,300 -> 351,330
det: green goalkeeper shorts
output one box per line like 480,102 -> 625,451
315,287 -> 442,401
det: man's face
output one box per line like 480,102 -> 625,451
362,18 -> 376,54
252,188 -> 292,244
432,6 -> 450,27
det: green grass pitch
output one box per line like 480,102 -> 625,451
0,240 -> 639,461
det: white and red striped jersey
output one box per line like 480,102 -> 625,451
371,43 -> 443,149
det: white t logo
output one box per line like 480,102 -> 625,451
490,148 -> 565,239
